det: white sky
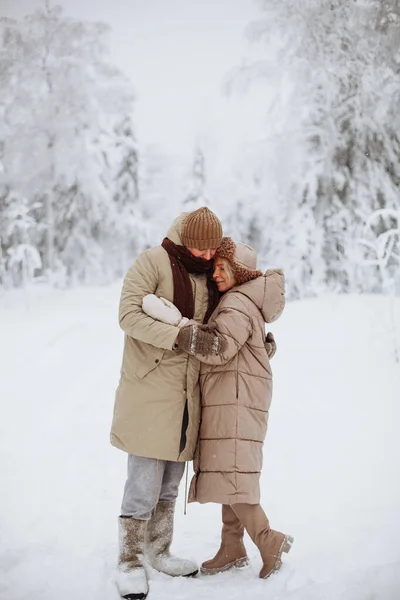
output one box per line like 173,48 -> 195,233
0,0 -> 264,157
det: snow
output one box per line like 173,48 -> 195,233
0,285 -> 400,600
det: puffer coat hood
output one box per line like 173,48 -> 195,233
233,272 -> 284,324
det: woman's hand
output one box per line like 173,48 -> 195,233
177,324 -> 226,356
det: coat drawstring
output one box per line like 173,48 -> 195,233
153,459 -> 188,516
152,459 -> 159,515
184,461 -> 189,516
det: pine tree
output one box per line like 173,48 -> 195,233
139,145 -> 185,242
183,146 -> 209,208
111,116 -> 147,274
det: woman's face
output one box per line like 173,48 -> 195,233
213,257 -> 237,292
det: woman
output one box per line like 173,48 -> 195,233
142,237 -> 293,580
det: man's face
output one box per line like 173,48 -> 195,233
188,248 -> 217,261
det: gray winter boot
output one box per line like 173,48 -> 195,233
115,516 -> 149,600
145,501 -> 198,577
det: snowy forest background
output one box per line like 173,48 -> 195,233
1,0 -> 400,299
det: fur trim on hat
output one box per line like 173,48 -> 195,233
216,237 -> 263,285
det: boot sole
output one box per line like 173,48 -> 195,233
122,594 -> 147,600
260,535 -> 294,580
200,556 -> 249,575
183,570 -> 199,578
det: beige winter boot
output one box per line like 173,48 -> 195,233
115,516 -> 149,600
232,503 -> 294,579
145,501 -> 198,577
201,504 -> 249,575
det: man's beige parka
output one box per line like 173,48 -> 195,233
110,214 -> 210,461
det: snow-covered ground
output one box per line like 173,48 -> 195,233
1,285 -> 399,600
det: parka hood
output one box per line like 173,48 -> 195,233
165,212 -> 191,246
231,269 -> 285,324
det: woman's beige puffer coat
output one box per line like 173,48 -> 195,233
188,269 -> 285,505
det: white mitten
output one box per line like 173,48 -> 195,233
142,294 -> 183,326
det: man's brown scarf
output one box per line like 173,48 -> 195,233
161,238 -> 220,323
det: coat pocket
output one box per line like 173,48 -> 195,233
135,347 -> 165,379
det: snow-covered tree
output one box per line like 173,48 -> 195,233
139,145 -> 186,242
0,2 -> 144,287
183,146 -> 209,208
110,116 -> 148,275
0,187 -> 42,287
226,0 -> 400,296
114,117 -> 139,211
359,207 -> 400,292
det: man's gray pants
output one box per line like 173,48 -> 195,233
121,454 -> 185,520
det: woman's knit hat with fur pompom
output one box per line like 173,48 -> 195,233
216,237 -> 263,284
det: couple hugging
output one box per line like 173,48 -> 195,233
110,207 -> 293,600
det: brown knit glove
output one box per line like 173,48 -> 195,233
265,331 -> 277,359
177,324 -> 225,356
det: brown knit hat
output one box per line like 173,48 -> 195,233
216,237 -> 263,284
181,207 -> 223,250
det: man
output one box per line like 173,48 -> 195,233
111,207 -> 223,600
